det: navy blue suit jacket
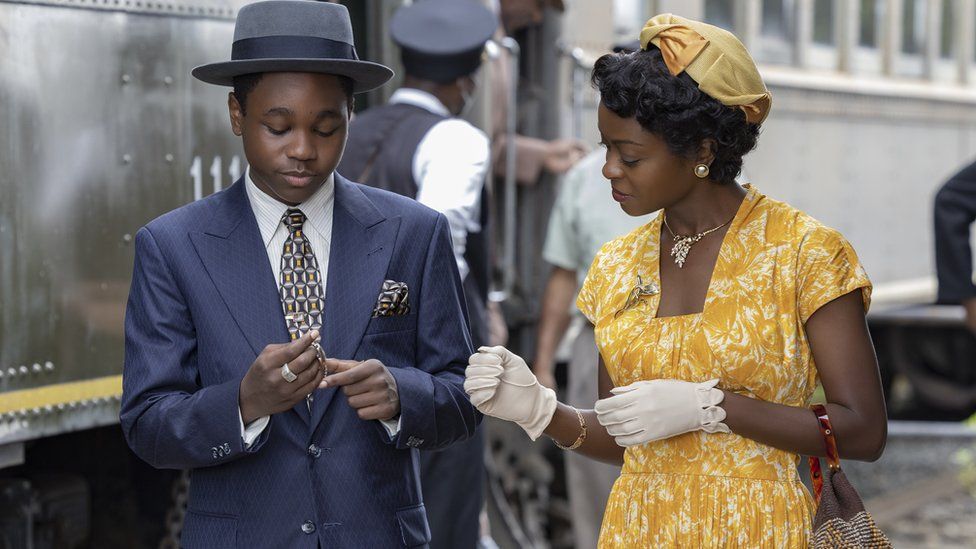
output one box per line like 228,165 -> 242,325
120,174 -> 479,548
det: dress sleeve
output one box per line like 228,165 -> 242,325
576,245 -> 609,324
796,226 -> 872,324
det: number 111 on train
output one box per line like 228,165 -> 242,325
190,155 -> 243,201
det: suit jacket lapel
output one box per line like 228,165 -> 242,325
312,175 -> 398,428
189,179 -> 311,424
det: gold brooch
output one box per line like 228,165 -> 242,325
614,275 -> 660,318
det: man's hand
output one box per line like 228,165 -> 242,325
543,138 -> 587,174
320,359 -> 400,421
964,297 -> 976,335
239,331 -> 324,424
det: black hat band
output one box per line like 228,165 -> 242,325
232,35 -> 359,62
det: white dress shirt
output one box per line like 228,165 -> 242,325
239,168 -> 399,446
389,88 -> 490,281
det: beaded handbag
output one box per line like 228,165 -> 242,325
808,404 -> 892,548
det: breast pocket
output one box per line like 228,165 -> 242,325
360,315 -> 417,366
365,313 -> 417,335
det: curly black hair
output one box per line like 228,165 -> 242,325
591,45 -> 760,184
232,73 -> 355,116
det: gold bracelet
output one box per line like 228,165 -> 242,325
554,407 -> 587,450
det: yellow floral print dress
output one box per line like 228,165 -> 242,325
576,186 -> 871,548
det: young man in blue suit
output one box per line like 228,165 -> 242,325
119,2 -> 480,548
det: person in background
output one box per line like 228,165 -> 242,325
934,160 -> 976,333
490,0 -> 587,185
337,2 -> 497,547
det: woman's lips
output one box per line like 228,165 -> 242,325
611,188 -> 632,202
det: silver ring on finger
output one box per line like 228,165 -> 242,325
280,362 -> 298,383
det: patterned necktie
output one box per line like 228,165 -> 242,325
279,209 -> 325,341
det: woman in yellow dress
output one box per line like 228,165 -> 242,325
464,13 -> 888,548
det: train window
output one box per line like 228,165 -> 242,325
703,0 -> 734,32
758,0 -> 796,65
897,0 -> 926,77
812,0 -> 834,45
761,0 -> 795,42
900,0 -> 926,55
853,0 -> 884,75
805,0 -> 838,71
859,0 -> 883,48
929,0 -> 957,83
939,0 -> 953,59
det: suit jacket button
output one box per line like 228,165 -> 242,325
301,520 -> 316,534
308,444 -> 322,458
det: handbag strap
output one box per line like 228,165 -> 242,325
807,403 -> 840,504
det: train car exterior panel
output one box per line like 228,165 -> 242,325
0,0 -> 246,444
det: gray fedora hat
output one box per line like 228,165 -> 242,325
192,0 -> 393,92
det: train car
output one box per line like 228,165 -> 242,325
0,0 -> 255,546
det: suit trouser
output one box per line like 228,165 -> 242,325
420,276 -> 487,549
935,160 -> 976,303
565,323 -> 620,549
420,427 -> 485,549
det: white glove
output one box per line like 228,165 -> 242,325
464,346 -> 557,440
594,378 -> 730,447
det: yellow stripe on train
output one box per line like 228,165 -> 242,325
0,375 -> 123,414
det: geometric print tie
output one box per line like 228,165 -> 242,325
279,208 -> 325,342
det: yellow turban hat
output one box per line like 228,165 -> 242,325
639,14 -> 771,124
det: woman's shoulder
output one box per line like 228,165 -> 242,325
591,213 -> 660,272
748,192 -> 850,248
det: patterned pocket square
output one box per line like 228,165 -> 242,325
372,280 -> 410,317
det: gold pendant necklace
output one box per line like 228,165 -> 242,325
663,213 -> 734,268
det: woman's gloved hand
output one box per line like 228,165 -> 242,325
594,378 -> 730,447
464,346 -> 557,440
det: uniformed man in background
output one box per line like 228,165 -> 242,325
338,1 -> 497,547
